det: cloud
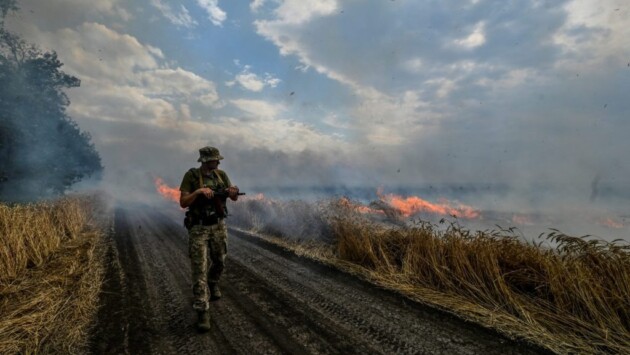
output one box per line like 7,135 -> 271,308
24,22 -> 219,113
553,0 -> 630,70
225,99 -> 349,153
250,0 -> 267,12
231,99 -> 285,119
349,87 -> 437,145
403,58 -> 423,73
271,0 -> 337,25
321,113 -> 350,131
263,74 -> 282,87
295,63 -> 310,72
196,0 -> 227,26
5,18 -> 228,176
5,0 -> 131,30
32,23 -> 160,82
150,0 -> 198,28
6,2 -> 352,195
453,21 -> 486,49
250,0 -> 630,196
8,16 -> 351,195
6,0 -> 630,228
231,72 -> 265,91
226,65 -> 281,92
254,0 -> 571,98
140,68 -> 219,107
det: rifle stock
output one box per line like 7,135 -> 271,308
212,189 -> 245,218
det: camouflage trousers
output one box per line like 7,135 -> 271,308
188,220 -> 228,311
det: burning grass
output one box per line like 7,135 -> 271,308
230,196 -> 630,354
0,195 -> 109,354
229,195 -> 334,243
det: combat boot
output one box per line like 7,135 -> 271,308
209,282 -> 222,300
196,310 -> 211,332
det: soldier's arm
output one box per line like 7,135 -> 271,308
227,187 -> 239,201
180,188 -> 215,208
180,190 -> 197,208
179,170 -> 213,208
223,171 -> 239,201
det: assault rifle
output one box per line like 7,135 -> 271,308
212,188 -> 246,198
210,188 -> 245,219
184,189 -> 245,229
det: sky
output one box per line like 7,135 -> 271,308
4,0 -> 630,228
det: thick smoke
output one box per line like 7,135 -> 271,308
0,2 -> 102,202
3,0 -> 628,243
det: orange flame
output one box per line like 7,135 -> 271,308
597,217 -> 624,229
377,188 -> 480,219
338,197 -> 384,214
154,177 -> 180,203
357,205 -> 381,214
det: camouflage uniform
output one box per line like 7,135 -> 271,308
188,221 -> 227,311
180,147 -> 234,312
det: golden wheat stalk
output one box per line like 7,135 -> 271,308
0,194 -> 108,354
231,197 -> 630,354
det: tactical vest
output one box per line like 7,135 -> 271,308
187,168 -> 229,218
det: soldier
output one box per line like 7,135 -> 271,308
179,146 -> 240,332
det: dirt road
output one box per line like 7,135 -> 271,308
89,208 -> 547,354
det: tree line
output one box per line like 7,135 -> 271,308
0,0 -> 102,202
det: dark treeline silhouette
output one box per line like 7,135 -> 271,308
0,0 -> 102,202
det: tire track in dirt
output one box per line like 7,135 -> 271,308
90,209 -> 158,354
89,208 -> 549,355
227,229 -> 545,355
129,213 -> 226,354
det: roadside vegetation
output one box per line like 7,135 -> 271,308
0,195 -> 108,354
230,197 -> 630,354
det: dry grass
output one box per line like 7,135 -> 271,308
0,195 -> 109,354
231,197 -> 630,354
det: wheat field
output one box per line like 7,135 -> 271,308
231,197 -> 630,354
0,195 -> 108,354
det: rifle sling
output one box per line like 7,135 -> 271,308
198,168 -> 227,191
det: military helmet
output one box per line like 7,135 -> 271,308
197,146 -> 224,162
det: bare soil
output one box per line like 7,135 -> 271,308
89,208 -> 549,354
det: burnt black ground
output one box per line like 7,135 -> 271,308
89,208 -> 550,354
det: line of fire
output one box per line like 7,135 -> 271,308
154,177 -> 625,231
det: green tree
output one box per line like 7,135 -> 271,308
0,1 -> 102,201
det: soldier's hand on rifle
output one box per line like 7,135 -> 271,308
197,187 -> 214,199
227,186 -> 239,201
